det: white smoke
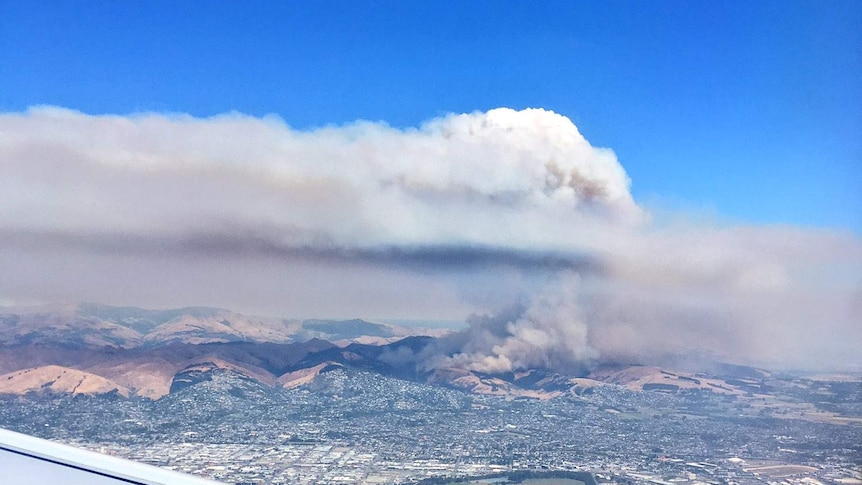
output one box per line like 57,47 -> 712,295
1,106 -> 860,371
0,106 -> 640,252
437,272 -> 597,374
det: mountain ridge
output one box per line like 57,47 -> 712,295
0,302 -> 826,416
0,303 -> 445,349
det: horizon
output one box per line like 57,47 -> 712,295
2,299 -> 861,374
0,299 -> 469,330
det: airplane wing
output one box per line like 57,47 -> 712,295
0,427 -> 223,485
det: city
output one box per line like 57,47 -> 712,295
1,365 -> 859,485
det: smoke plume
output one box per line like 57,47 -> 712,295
426,272 -> 596,374
1,106 -> 860,371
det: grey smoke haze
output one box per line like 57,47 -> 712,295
1,106 -> 860,371
422,272 -> 597,375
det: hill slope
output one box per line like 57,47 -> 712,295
0,365 -> 130,397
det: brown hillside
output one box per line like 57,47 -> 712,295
0,365 -> 130,397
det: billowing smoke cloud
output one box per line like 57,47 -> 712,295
0,106 -> 639,252
435,225 -> 862,373
425,272 -> 597,374
1,106 -> 860,371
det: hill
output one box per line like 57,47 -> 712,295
0,365 -> 130,397
0,302 -> 803,408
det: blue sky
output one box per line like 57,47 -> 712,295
1,0 -> 859,231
